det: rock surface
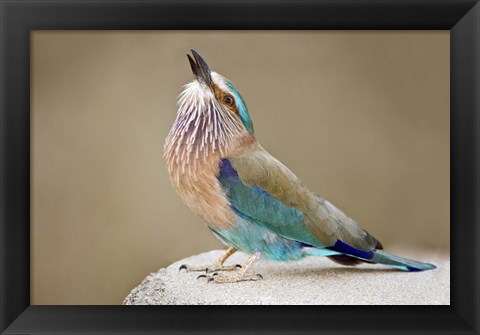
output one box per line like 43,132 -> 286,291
123,249 -> 449,305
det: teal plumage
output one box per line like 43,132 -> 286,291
164,50 -> 435,283
218,158 -> 324,250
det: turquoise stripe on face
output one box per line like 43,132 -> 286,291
226,80 -> 254,134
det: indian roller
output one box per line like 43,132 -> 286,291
164,49 -> 436,283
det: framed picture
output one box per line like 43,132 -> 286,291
1,0 -> 478,334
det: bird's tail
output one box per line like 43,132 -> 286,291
369,250 -> 436,272
322,240 -> 436,272
304,240 -> 436,272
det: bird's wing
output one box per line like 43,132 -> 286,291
221,145 -> 378,251
218,158 -> 326,248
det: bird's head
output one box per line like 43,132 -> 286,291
183,49 -> 254,135
165,50 -> 256,166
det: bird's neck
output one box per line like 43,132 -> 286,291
164,123 -> 255,229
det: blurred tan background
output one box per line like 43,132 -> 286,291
31,31 -> 449,304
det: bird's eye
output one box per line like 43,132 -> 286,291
223,95 -> 234,106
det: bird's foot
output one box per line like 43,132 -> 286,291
179,247 -> 239,273
197,251 -> 263,284
179,263 -> 241,273
198,271 -> 264,284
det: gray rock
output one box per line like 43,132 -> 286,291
123,249 -> 449,305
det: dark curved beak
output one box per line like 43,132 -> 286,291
187,49 -> 214,90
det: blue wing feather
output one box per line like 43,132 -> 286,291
218,159 -> 324,248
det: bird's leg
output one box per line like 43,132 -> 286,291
205,251 -> 263,283
179,247 -> 241,273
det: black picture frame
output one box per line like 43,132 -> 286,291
1,0 -> 478,334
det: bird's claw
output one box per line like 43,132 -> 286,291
197,272 -> 218,281
178,263 -> 241,273
201,272 -> 264,284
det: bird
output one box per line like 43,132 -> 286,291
164,49 -> 436,283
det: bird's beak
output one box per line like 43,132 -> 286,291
187,49 -> 214,91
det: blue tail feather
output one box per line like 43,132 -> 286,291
326,240 -> 375,260
371,250 -> 436,272
325,240 -> 436,272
